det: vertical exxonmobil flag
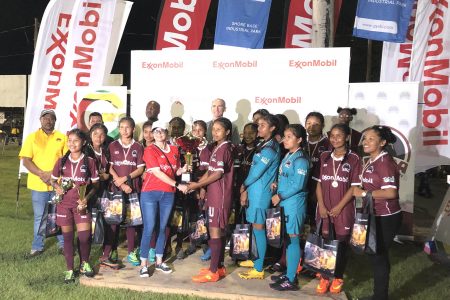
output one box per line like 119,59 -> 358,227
57,0 -> 119,134
22,0 -> 76,146
155,0 -> 211,50
214,0 -> 272,49
409,0 -> 450,169
380,1 -> 417,82
353,0 -> 414,42
284,0 -> 313,48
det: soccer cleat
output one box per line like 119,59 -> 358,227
64,270 -> 75,284
127,251 -> 140,266
148,248 -> 156,263
238,268 -> 264,280
270,277 -> 299,291
139,266 -> 149,278
330,278 -> 344,294
80,261 -> 95,277
155,262 -> 172,274
200,247 -> 211,261
268,262 -> 286,274
316,277 -> 330,294
134,247 -> 140,257
109,250 -> 118,263
238,260 -> 254,268
192,270 -> 220,283
198,266 -> 227,278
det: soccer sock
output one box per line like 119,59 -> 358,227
253,228 -> 267,272
208,238 -> 221,273
77,230 -> 91,263
126,226 -> 136,253
62,231 -> 74,270
286,236 -> 300,282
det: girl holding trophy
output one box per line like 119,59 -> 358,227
50,129 -> 99,283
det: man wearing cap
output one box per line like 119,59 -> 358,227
19,109 -> 67,256
206,98 -> 240,144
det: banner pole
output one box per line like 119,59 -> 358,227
15,172 -> 21,218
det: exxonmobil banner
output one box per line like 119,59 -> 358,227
380,1 -> 417,82
214,0 -> 272,49
57,0 -> 118,134
284,0 -> 313,48
409,0 -> 450,170
353,0 -> 415,43
155,0 -> 211,50
22,0 -> 76,148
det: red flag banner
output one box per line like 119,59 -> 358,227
284,0 -> 313,48
155,0 -> 211,50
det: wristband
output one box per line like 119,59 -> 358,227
174,182 -> 179,188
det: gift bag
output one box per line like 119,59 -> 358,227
171,205 -> 185,233
100,185 -> 123,225
38,202 -> 61,237
266,206 -> 284,248
230,209 -> 258,261
351,192 -> 377,254
124,192 -> 142,226
190,213 -> 209,244
304,219 -> 343,278
91,208 -> 105,244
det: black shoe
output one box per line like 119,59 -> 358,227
270,277 -> 299,291
140,266 -> 150,278
270,273 -> 287,282
268,262 -> 286,274
176,248 -> 187,259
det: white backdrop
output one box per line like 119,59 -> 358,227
131,48 -> 350,131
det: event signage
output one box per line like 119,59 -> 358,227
131,48 -> 350,132
284,0 -> 313,48
214,0 -> 272,49
57,0 -> 118,134
408,0 -> 450,169
22,0 -> 76,146
380,0 -> 417,82
348,82 -> 419,235
353,0 -> 415,43
155,0 -> 211,50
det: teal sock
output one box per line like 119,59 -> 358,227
286,236 -> 300,282
253,228 -> 266,272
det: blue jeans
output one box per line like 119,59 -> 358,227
139,191 -> 174,261
31,190 -> 64,251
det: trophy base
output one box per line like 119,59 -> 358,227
181,173 -> 191,183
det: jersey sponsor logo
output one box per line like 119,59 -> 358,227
261,156 -> 270,164
311,156 -> 319,162
362,177 -> 373,184
297,168 -> 307,176
114,160 -> 137,167
321,174 -> 349,183
62,175 -> 86,182
342,163 -> 351,172
383,176 -> 395,183
56,214 -> 67,218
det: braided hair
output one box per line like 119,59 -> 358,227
369,125 -> 397,148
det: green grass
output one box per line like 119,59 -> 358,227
1,144 -> 450,299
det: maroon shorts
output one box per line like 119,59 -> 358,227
207,206 -> 231,229
56,205 -> 92,226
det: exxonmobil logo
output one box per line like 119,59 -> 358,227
141,61 -> 184,70
289,59 -> 337,69
213,60 -> 258,70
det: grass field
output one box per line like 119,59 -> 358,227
1,143 -> 449,299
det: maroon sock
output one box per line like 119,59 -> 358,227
150,231 -> 157,248
126,226 -> 136,253
219,236 -> 226,267
209,238 -> 222,273
62,231 -> 74,270
77,230 -> 91,263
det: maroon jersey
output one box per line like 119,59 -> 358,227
307,135 -> 332,171
194,143 -> 213,179
361,151 -> 401,216
92,148 -> 109,173
109,140 -> 145,191
142,144 -> 180,193
52,154 -> 99,207
206,141 -> 234,210
313,150 -> 361,236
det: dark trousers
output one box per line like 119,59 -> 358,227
370,212 -> 402,300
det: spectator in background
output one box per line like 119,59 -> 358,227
19,109 -> 67,257
206,98 -> 240,145
135,100 -> 161,141
87,112 -> 114,145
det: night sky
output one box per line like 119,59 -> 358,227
0,0 -> 381,85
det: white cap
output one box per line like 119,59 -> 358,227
151,121 -> 167,131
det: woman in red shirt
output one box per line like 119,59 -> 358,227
138,121 -> 188,277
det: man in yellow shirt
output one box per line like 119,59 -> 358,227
19,109 -> 68,257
